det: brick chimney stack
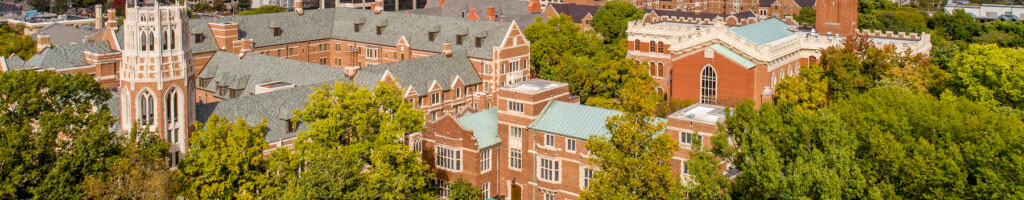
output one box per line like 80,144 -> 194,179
36,35 -> 51,51
373,1 -> 383,14
94,4 -> 103,28
487,6 -> 495,21
295,0 -> 304,15
442,43 -> 452,57
105,9 -> 117,28
528,0 -> 541,13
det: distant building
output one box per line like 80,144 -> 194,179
542,3 -> 760,30
944,0 -> 1024,21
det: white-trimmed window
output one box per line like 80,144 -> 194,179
681,132 -> 693,148
435,146 -> 462,171
438,180 -> 450,197
137,90 -> 154,126
366,47 -> 379,58
510,148 -> 522,170
567,139 -> 576,152
538,157 -> 560,182
510,126 -> 523,139
508,101 -> 524,113
683,160 -> 690,175
700,65 -> 717,104
582,167 -> 595,189
481,148 -> 491,172
542,190 -> 556,200
481,182 -> 490,199
545,134 -> 555,147
412,138 -> 422,152
484,63 -> 491,75
432,93 -> 441,105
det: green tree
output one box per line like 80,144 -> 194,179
177,116 -> 268,200
524,14 -> 603,78
238,5 -> 284,15
0,70 -> 120,199
0,24 -> 37,59
447,179 -> 482,200
792,7 -> 815,26
928,9 -> 981,42
580,99 -> 682,199
592,0 -> 644,43
774,64 -> 829,110
264,82 -> 436,199
946,44 -> 1024,109
82,126 -> 175,199
683,137 -> 731,200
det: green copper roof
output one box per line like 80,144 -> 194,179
527,101 -> 629,139
456,108 -> 500,149
710,44 -> 757,69
728,18 -> 793,45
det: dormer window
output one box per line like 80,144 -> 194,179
193,33 -> 204,43
376,26 -> 383,35
456,35 -> 464,45
428,32 -> 437,41
272,27 -> 282,36
285,119 -> 296,132
354,24 -> 362,32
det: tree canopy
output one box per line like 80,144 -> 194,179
592,0 -> 644,43
946,44 -> 1024,109
447,179 -> 482,200
0,24 -> 36,60
177,115 -> 268,199
238,5 -> 285,15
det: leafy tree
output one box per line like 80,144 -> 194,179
683,137 -> 731,200
793,7 -> 815,26
447,179 -> 482,200
720,87 -> 1024,199
0,24 -> 36,59
177,116 -> 268,199
28,0 -> 50,11
858,10 -> 928,33
581,98 -> 682,199
946,44 -> 1024,109
0,70 -> 120,199
82,126 -> 175,199
264,82 -> 436,199
592,0 -> 644,43
524,14 -> 603,78
774,64 -> 829,110
928,9 -> 981,42
193,2 -> 216,12
238,5 -> 284,15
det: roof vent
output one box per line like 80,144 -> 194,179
254,81 -> 296,94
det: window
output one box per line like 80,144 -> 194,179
376,26 -> 383,35
649,41 -> 656,52
432,93 -> 441,105
435,146 -> 462,171
634,39 -> 640,50
413,138 -> 423,152
539,158 -> 560,182
510,148 -> 522,169
456,35 -> 465,45
475,37 -> 483,47
545,134 -> 555,147
657,63 -> 665,77
700,65 -> 717,104
508,101 -> 524,113
455,88 -> 462,98
543,191 -> 556,200
481,148 -> 491,172
510,126 -> 523,139
288,48 -> 294,56
336,44 -> 340,51
354,24 -> 362,32
428,32 -> 437,41
567,139 -> 576,152
137,90 -> 154,126
481,182 -> 490,199
438,181 -> 450,197
683,161 -> 689,175
657,41 -> 664,53
193,33 -> 204,43
582,168 -> 595,188
680,131 -> 692,147
366,48 -> 378,58
165,89 -> 179,124
272,27 -> 282,36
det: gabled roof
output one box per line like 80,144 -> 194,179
529,101 -> 666,140
410,0 -> 540,28
759,0 -> 777,7
455,108 -> 500,149
20,42 -> 113,70
710,44 -> 756,69
794,0 -> 816,7
352,51 -> 481,95
30,24 -> 101,46
188,9 -> 335,53
197,51 -> 349,99
651,9 -> 757,20
3,54 -> 25,70
728,18 -> 793,45
195,85 -> 319,144
548,3 -> 601,23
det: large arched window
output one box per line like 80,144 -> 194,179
165,88 -> 180,144
700,66 -> 717,104
138,90 -> 155,126
169,27 -> 176,50
148,32 -> 155,51
648,61 -> 656,76
162,30 -> 169,50
140,32 -> 148,51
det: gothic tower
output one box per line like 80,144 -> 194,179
118,2 -> 194,167
815,0 -> 858,36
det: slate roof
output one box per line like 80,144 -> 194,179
183,8 -> 513,59
19,42 -> 113,70
651,9 -> 757,20
728,18 -> 792,45
794,0 -> 816,7
548,3 -> 601,23
410,0 -> 540,28
759,0 -> 777,7
455,108 -> 500,149
710,44 -> 756,69
30,24 -> 100,46
2,54 -> 25,70
195,85 -> 320,143
197,51 -> 349,99
529,101 -> 666,139
352,51 -> 481,95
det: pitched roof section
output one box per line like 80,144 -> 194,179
759,0 -> 777,7
2,54 -> 25,70
651,9 -> 757,20
548,3 -> 601,23
188,9 -> 335,54
728,18 -> 793,45
20,42 -> 113,70
30,24 -> 101,46
198,51 -> 349,99
794,0 -> 816,7
195,85 -> 318,144
710,44 -> 756,69
409,0 -> 540,28
455,108 -> 500,149
528,101 -> 624,139
352,51 -> 481,95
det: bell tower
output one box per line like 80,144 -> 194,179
118,1 -> 194,166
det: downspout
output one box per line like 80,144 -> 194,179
495,147 -> 500,199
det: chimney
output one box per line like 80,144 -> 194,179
466,8 -> 479,20
36,35 -> 51,51
373,1 -> 383,14
487,6 -> 495,21
528,0 -> 541,13
294,0 -> 304,15
442,43 -> 452,57
319,0 -> 324,9
94,4 -> 103,28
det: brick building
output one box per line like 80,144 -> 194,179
415,79 -> 730,199
541,3 -> 760,30
626,0 -> 932,106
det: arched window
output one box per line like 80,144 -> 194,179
657,63 -> 664,77
169,26 -> 176,50
657,41 -> 664,53
140,32 -> 148,51
700,66 -> 717,104
648,61 -> 655,76
649,41 -> 656,52
162,30 -> 168,50
634,39 -> 641,50
165,88 -> 179,144
147,32 -> 155,51
138,90 -> 155,126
